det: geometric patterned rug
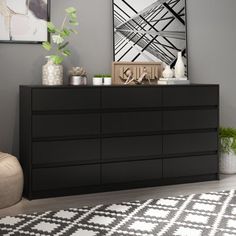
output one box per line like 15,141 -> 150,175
0,190 -> 236,236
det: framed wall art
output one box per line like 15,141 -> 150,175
113,0 -> 187,74
0,0 -> 50,43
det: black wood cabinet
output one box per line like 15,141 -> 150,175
20,85 -> 219,199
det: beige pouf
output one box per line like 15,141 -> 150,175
0,152 -> 24,209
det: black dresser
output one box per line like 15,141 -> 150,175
20,85 -> 219,199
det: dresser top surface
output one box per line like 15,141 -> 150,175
20,84 -> 219,89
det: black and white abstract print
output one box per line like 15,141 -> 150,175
113,0 -> 187,69
0,0 -> 50,42
1,190 -> 236,235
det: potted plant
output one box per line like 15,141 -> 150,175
219,127 -> 236,174
42,7 -> 78,85
68,67 -> 87,85
93,74 -> 103,86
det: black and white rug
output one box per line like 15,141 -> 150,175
1,190 -> 236,236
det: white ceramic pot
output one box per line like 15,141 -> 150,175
175,52 -> 185,79
93,77 -> 103,86
103,77 -> 112,85
42,57 -> 63,85
220,152 -> 236,174
162,65 -> 174,78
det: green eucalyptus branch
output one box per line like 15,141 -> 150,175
42,7 -> 78,65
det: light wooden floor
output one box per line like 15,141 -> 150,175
1,175 -> 236,217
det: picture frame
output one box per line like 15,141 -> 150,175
112,0 -> 187,74
0,0 -> 51,44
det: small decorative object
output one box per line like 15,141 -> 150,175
42,6 -> 78,85
103,75 -> 112,85
0,0 -> 50,43
219,127 -> 236,174
162,65 -> 174,79
42,56 -> 63,85
157,78 -> 190,85
93,75 -> 103,86
174,51 -> 185,79
68,67 -> 87,85
112,62 -> 162,85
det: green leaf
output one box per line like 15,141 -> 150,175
50,55 -> 64,64
58,41 -> 69,50
62,49 -> 71,57
69,20 -> 79,26
66,7 -> 76,14
60,29 -> 71,37
69,12 -> 77,20
47,22 -> 56,33
42,41 -> 52,51
69,29 -> 78,34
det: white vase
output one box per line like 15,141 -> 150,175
175,52 -> 185,79
162,65 -> 174,78
42,57 -> 63,85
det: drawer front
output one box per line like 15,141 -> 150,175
102,159 -> 162,184
32,139 -> 100,165
163,86 -> 218,107
32,165 -> 100,191
163,132 -> 218,154
32,88 -> 100,111
163,155 -> 218,178
102,111 -> 162,134
163,109 -> 218,131
102,136 -> 162,161
32,114 -> 100,138
102,87 -> 162,108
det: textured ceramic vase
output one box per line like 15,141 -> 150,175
220,138 -> 236,174
162,65 -> 174,78
42,57 -> 63,85
220,152 -> 236,174
175,52 -> 185,79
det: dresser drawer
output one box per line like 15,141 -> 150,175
102,111 -> 161,134
163,86 -> 218,107
163,109 -> 218,131
32,165 -> 100,191
163,155 -> 218,178
32,114 -> 100,138
32,139 -> 100,165
102,135 -> 162,161
163,132 -> 218,154
102,87 -> 162,108
32,88 -> 100,111
102,159 -> 162,184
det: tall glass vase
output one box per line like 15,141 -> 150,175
42,57 -> 63,85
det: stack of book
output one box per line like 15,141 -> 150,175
157,77 -> 190,85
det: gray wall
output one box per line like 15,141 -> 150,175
187,0 -> 236,128
0,0 -> 235,156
